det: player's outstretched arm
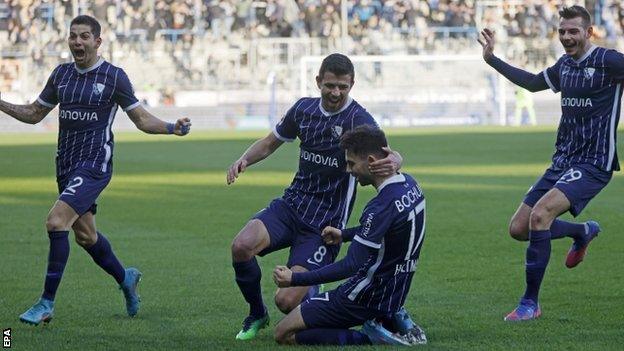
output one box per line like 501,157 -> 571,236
477,28 -> 548,92
274,241 -> 375,288
226,132 -> 284,185
126,105 -> 191,135
0,93 -> 52,124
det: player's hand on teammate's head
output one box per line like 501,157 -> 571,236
477,28 -> 496,61
369,146 -> 402,177
174,117 -> 191,136
273,265 -> 293,288
226,159 -> 248,185
321,226 -> 342,245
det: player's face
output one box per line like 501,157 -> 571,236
345,150 -> 373,186
558,17 -> 593,59
316,72 -> 353,112
68,24 -> 102,68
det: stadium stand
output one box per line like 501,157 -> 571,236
0,0 -> 621,129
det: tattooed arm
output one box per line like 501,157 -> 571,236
0,93 -> 53,124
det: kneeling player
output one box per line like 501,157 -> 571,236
226,53 -> 409,340
272,126 -> 427,346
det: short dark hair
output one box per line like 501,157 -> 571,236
340,125 -> 388,158
70,15 -> 101,38
559,6 -> 591,28
319,53 -> 355,80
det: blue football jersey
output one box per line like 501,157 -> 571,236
38,58 -> 140,176
273,97 -> 378,230
543,46 -> 624,172
338,173 -> 425,313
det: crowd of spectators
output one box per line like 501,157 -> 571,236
3,1 -> 623,49
0,0 -> 489,48
1,0 -> 624,91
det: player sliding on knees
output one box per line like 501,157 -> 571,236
479,5 -> 622,321
226,53 -> 422,341
272,126 -> 427,346
0,15 -> 191,326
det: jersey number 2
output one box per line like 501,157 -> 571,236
62,176 -> 84,196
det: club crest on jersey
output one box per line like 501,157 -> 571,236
332,125 -> 343,139
92,83 -> 105,95
584,67 -> 595,80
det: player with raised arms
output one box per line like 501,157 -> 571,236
226,53 -> 423,340
478,5 -> 622,321
0,15 -> 191,325
272,125 -> 427,346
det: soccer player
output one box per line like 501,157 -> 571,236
272,125 -> 427,346
0,15 -> 191,325
478,5 -> 622,321
226,53 -> 407,340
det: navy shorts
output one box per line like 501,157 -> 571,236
301,289 -> 382,329
254,198 -> 340,270
523,164 -> 612,217
57,167 -> 111,216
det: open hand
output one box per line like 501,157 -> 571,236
369,147 -> 402,176
477,28 -> 496,61
226,159 -> 248,185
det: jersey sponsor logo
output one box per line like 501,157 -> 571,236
92,83 -> 105,95
561,97 -> 592,107
394,258 -> 418,275
360,212 -> 375,237
394,186 -> 423,213
332,125 -> 343,139
300,150 -> 339,168
584,67 -> 595,80
60,109 -> 99,121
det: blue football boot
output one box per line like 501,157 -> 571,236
504,298 -> 541,322
361,319 -> 412,346
391,307 -> 427,345
119,267 -> 142,317
19,298 -> 54,326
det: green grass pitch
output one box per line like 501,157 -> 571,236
0,127 -> 622,350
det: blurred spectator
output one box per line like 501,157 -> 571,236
160,87 -> 176,106
2,0 -> 624,94
0,0 -> 472,43
4,0 -> 621,49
